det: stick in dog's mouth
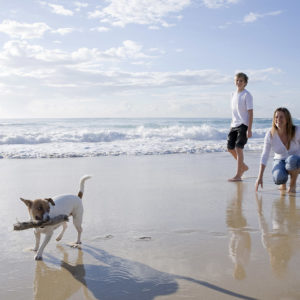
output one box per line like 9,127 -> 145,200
13,214 -> 69,231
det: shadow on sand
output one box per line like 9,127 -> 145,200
37,244 -> 257,300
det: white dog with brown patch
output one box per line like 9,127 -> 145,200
20,175 -> 91,260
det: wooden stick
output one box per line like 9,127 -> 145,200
14,215 -> 69,231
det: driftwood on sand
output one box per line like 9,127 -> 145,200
13,215 -> 69,231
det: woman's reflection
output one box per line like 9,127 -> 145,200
256,194 -> 300,277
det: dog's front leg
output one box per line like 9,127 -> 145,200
56,222 -> 68,241
35,232 -> 53,260
33,230 -> 41,251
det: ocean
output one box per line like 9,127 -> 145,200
0,118 -> 298,159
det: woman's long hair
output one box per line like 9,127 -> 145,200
271,107 -> 295,149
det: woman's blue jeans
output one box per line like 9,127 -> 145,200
272,155 -> 300,185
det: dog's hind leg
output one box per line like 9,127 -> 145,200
73,216 -> 83,245
56,222 -> 68,242
74,223 -> 82,245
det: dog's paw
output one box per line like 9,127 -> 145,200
34,254 -> 43,261
67,242 -> 82,249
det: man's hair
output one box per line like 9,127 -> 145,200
235,72 -> 248,84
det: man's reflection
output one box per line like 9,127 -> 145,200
226,182 -> 251,280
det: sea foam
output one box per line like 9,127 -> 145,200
0,118 -> 278,158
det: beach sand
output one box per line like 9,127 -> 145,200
1,152 -> 300,300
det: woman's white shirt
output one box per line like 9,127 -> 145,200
260,126 -> 300,166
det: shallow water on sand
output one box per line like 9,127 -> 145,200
1,154 -> 300,299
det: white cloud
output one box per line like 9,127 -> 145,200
202,0 -> 240,9
0,20 -> 50,39
243,10 -> 283,23
90,26 -> 110,32
74,1 -> 88,12
0,40 -> 229,89
46,3 -> 74,16
0,40 -> 71,68
88,0 -> 191,28
0,39 -> 154,70
243,12 -> 259,23
218,21 -> 232,30
103,40 -> 150,60
0,39 -> 282,111
241,68 -> 282,81
52,28 -> 75,35
0,42 -> 231,88
219,10 -> 283,29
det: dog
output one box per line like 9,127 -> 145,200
20,175 -> 91,260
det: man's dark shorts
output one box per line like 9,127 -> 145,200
227,124 -> 248,150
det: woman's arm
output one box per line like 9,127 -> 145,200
256,130 -> 272,191
255,164 -> 266,191
260,130 -> 272,166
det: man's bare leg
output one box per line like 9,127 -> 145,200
228,147 -> 245,181
228,148 -> 248,181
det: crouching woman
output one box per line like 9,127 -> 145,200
256,107 -> 300,193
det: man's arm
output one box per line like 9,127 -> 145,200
247,109 -> 253,138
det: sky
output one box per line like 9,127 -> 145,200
0,0 -> 299,119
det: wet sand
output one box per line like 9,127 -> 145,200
1,153 -> 300,300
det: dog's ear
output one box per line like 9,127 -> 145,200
45,198 -> 55,206
20,198 -> 32,208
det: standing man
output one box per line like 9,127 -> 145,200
227,73 -> 253,182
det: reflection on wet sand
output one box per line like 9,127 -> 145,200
256,193 -> 300,278
226,182 -> 251,280
34,246 -> 93,300
34,244 -> 257,300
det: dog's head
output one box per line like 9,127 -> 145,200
20,198 -> 55,222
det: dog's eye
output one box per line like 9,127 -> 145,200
38,206 -> 43,211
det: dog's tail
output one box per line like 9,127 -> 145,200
78,175 -> 92,199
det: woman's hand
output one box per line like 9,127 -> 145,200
255,164 -> 266,192
255,177 -> 263,191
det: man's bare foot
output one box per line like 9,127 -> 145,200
278,184 -> 286,190
240,164 -> 249,178
243,164 -> 249,172
228,176 -> 242,182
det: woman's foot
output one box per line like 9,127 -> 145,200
278,184 -> 286,190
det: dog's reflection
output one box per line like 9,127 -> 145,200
34,245 -> 92,300
33,244 -> 178,300
66,245 -> 178,300
34,244 -> 257,300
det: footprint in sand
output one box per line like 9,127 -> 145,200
92,234 -> 114,241
137,236 -> 152,241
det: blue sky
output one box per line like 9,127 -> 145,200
0,0 -> 299,118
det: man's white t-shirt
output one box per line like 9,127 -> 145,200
231,89 -> 253,127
